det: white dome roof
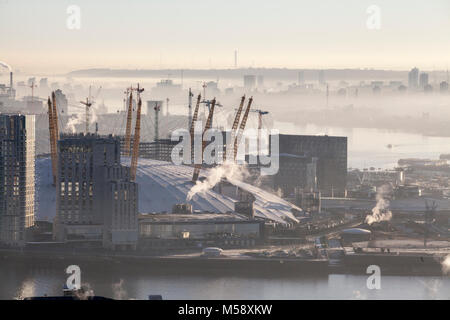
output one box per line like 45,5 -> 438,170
35,157 -> 301,225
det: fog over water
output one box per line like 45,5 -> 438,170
4,72 -> 449,169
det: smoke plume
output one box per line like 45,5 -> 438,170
112,279 -> 128,300
187,161 -> 249,201
73,283 -> 95,300
442,255 -> 450,275
365,184 -> 393,225
0,61 -> 12,71
90,105 -> 98,125
66,114 -> 83,133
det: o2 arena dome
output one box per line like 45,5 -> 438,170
35,157 -> 301,225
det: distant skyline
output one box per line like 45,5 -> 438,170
1,0 -> 449,73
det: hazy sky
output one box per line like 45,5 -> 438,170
1,0 -> 449,73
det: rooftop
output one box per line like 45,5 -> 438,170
36,157 -> 301,225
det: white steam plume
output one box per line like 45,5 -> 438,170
187,160 -> 249,201
90,105 -> 98,125
0,61 -> 12,71
66,114 -> 83,133
73,283 -> 95,300
365,184 -> 393,225
442,255 -> 450,275
112,279 -> 128,300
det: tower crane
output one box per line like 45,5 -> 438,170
80,86 -> 95,134
80,97 -> 92,134
154,102 -> 161,141
192,98 -> 216,182
200,98 -> 223,127
29,81 -> 37,105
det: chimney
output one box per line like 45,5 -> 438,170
234,189 -> 256,218
9,72 -> 13,96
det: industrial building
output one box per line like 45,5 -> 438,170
271,134 -> 347,197
0,114 -> 35,246
139,212 -> 264,249
53,133 -> 138,250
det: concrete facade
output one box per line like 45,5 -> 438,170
54,133 -> 138,250
0,114 -> 35,246
271,134 -> 347,197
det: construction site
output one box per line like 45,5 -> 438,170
25,77 -> 316,253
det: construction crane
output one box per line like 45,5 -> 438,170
224,95 -> 245,161
130,97 -> 142,181
123,89 -> 134,156
154,101 -> 161,141
202,82 -> 207,99
135,83 -> 144,101
234,97 -> 253,160
80,97 -> 92,134
200,98 -> 223,127
80,86 -> 94,134
29,81 -> 37,105
192,98 -> 216,182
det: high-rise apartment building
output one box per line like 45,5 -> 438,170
0,114 -> 35,246
419,73 -> 429,89
54,133 -> 138,250
408,67 -> 419,89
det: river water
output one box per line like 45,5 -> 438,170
1,261 -> 449,300
273,122 -> 450,170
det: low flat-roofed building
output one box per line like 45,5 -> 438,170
138,212 -> 264,249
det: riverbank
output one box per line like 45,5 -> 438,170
1,246 -> 448,277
